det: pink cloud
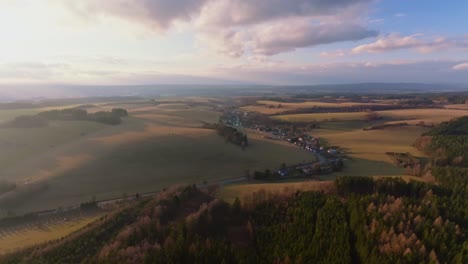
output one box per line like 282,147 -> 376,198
453,63 -> 468,70
352,33 -> 461,54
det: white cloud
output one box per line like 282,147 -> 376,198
196,0 -> 373,27
58,0 -> 377,57
320,50 -> 346,57
60,0 -> 209,31
251,21 -> 377,56
352,33 -> 456,54
453,63 -> 468,70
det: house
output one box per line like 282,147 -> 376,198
327,149 -> 338,155
278,169 -> 289,177
302,167 -> 312,174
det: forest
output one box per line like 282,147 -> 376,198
2,174 -> 466,264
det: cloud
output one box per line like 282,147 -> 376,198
248,21 -> 377,56
368,18 -> 384,24
60,0 -> 377,56
61,0 -> 209,31
197,0 -> 377,56
197,0 -> 373,27
320,50 -> 346,57
352,33 -> 456,54
453,63 -> 468,70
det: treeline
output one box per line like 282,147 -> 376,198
38,107 -> 128,125
3,178 -> 466,264
415,116 -> 468,167
1,108 -> 128,128
204,123 -> 249,148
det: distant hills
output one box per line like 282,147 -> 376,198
0,83 -> 467,102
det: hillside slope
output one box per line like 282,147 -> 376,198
2,117 -> 467,264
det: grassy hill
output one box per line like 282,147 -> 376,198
0,99 -> 314,215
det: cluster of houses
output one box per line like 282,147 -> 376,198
221,110 -> 344,178
222,111 -> 243,127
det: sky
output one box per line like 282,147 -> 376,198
0,0 -> 467,85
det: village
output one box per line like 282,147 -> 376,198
221,110 -> 345,180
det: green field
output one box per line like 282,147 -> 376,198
221,114 -> 434,199
0,121 -> 107,174
0,100 -> 315,215
2,99 -> 460,216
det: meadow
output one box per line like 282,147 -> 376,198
222,103 -> 467,199
1,96 -> 465,254
0,98 -> 314,215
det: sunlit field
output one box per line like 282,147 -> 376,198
0,99 -> 314,215
0,213 -> 103,255
274,108 -> 468,124
241,100 -> 390,115
274,112 -> 368,122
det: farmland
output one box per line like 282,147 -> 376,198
0,213 -> 104,255
222,96 -> 468,200
274,112 -> 368,122
0,92 -> 467,257
312,126 -> 428,162
0,99 -> 314,215
274,108 -> 468,124
241,100 -> 391,115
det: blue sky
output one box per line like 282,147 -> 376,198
0,0 -> 467,85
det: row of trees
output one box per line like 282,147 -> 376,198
39,107 -> 129,125
215,124 -> 249,148
2,108 -> 128,128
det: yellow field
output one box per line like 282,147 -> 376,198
377,109 -> 467,125
312,126 -> 428,163
261,100 -> 386,106
240,105 -> 289,115
274,108 -> 467,124
219,181 -> 334,203
0,99 -> 318,215
241,100 -> 389,115
274,112 -> 367,122
444,104 -> 468,110
0,214 -> 103,255
219,173 -> 433,203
